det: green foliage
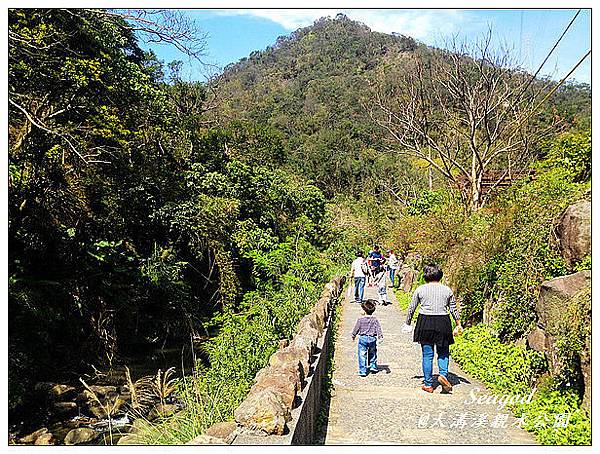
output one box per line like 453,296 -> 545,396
573,254 -> 591,271
394,290 -> 412,311
137,238 -> 328,444
406,190 -> 444,216
514,385 -> 591,445
546,286 -> 591,388
211,15 -> 421,198
539,129 -> 591,183
451,325 -> 546,395
397,160 -> 588,339
8,8 -> 335,416
451,325 -> 590,445
486,167 -> 585,339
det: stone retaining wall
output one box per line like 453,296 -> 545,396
187,276 -> 345,445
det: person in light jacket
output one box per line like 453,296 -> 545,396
402,264 -> 462,394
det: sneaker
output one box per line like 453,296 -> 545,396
438,375 -> 453,393
421,385 -> 434,393
369,368 -> 379,374
358,373 -> 368,377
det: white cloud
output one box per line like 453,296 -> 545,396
215,9 -> 471,42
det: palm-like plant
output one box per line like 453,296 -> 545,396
152,367 -> 177,407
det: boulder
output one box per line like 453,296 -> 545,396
234,389 -> 291,435
52,401 -> 78,416
323,282 -> 336,297
21,428 -> 49,444
294,325 -> 320,352
556,201 -> 591,268
117,434 -> 140,445
401,270 -> 416,293
527,327 -> 547,353
64,428 -> 98,445
34,382 -> 77,400
315,297 -> 330,320
299,312 -> 323,335
87,404 -> 108,419
186,434 -> 227,445
87,385 -> 118,396
250,363 -> 300,409
310,308 -> 325,332
289,338 -> 314,375
204,421 -> 238,443
537,271 -> 591,330
86,396 -> 126,419
34,432 -> 55,445
254,366 -> 270,384
269,346 -> 310,382
528,327 -> 562,376
148,403 -> 179,420
278,339 -> 289,349
290,333 -> 314,355
532,271 -> 591,376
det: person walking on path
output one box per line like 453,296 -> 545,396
351,300 -> 384,377
386,249 -> 400,288
350,251 -> 367,303
402,264 -> 462,394
373,266 -> 391,305
367,245 -> 385,287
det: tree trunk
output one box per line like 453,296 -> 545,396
470,153 -> 480,211
428,149 -> 433,190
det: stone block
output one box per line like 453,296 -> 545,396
234,389 -> 291,435
204,421 -> 238,443
537,271 -> 591,330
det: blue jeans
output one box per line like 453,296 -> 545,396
421,343 -> 449,387
389,268 -> 396,286
358,335 -> 378,375
354,277 -> 365,302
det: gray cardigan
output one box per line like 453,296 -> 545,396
406,283 -> 460,325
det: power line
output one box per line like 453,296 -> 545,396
519,9 -> 581,96
512,49 -> 591,134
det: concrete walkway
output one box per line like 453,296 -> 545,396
323,280 -> 536,445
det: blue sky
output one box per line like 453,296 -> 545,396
140,9 -> 591,84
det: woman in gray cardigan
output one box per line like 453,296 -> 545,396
402,264 -> 462,394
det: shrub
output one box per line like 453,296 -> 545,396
540,129 -> 591,183
395,290 -> 412,310
452,325 -> 590,445
451,324 -> 545,395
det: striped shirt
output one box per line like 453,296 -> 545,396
406,283 -> 460,325
351,316 -> 384,339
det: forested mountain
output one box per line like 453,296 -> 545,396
210,15 -> 422,197
209,14 -> 590,200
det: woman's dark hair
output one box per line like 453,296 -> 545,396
361,300 -> 377,315
356,251 -> 364,258
423,264 -> 443,282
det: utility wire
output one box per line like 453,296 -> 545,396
518,9 -> 581,97
511,49 -> 590,134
